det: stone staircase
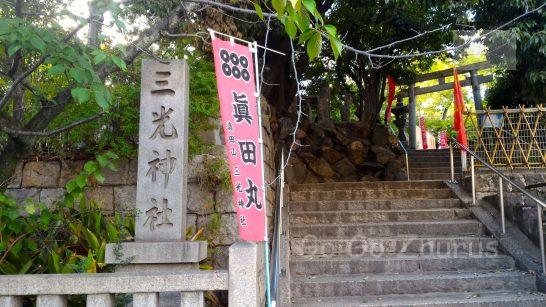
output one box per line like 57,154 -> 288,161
286,180 -> 546,306
408,149 -> 462,181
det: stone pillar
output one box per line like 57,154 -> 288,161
0,296 -> 22,307
408,84 -> 417,149
105,60 -> 207,305
36,295 -> 66,307
229,242 -> 265,307
470,70 -> 483,111
87,294 -> 115,307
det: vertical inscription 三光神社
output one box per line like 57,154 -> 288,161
135,60 -> 189,242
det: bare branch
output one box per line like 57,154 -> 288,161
184,0 -> 546,60
1,113 -> 103,137
0,23 -> 87,111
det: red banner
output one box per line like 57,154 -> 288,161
453,68 -> 468,148
385,75 -> 396,122
439,130 -> 448,149
211,38 -> 266,242
419,116 -> 428,150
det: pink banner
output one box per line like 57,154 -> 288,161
439,130 -> 448,149
211,38 -> 266,242
419,116 -> 428,150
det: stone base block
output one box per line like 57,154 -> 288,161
105,241 -> 207,264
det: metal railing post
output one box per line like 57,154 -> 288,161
499,177 -> 506,234
449,144 -> 455,182
537,205 -> 546,275
471,155 -> 476,205
405,152 -> 410,181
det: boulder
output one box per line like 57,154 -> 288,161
295,129 -> 307,139
285,155 -> 310,184
348,141 -> 369,165
372,124 -> 390,146
354,121 -> 372,138
321,146 -> 344,164
332,158 -> 359,179
299,152 -> 335,179
372,145 -> 396,165
384,159 -> 402,181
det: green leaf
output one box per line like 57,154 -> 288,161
48,65 -> 65,76
18,259 -> 33,274
285,19 -> 298,39
272,0 -> 287,15
329,35 -> 343,59
298,28 -> 315,44
92,84 -> 110,111
324,24 -> 337,37
30,36 -> 46,52
66,180 -> 78,193
7,45 -> 20,57
84,228 -> 100,250
84,161 -> 99,174
50,250 -> 61,273
307,32 -> 322,59
94,172 -> 105,184
69,67 -> 86,84
302,0 -> 322,24
24,204 -> 36,215
111,55 -> 126,70
295,11 -> 311,31
71,87 -> 90,103
93,52 -> 108,64
75,173 -> 88,188
252,2 -> 264,20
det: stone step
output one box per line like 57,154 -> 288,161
290,220 -> 484,239
289,199 -> 462,212
290,181 -> 446,192
291,271 -> 536,298
290,235 -> 499,256
290,208 -> 472,224
290,188 -> 454,201
410,167 -> 462,174
291,291 -> 546,307
410,173 -> 454,180
408,156 -> 458,163
409,161 -> 461,168
290,254 -> 514,276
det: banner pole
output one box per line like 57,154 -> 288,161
251,41 -> 272,307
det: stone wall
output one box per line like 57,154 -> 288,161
463,168 -> 546,244
3,101 -> 278,270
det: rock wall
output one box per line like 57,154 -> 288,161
278,118 -> 407,184
464,169 -> 546,245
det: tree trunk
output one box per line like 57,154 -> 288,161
88,0 -> 103,47
341,91 -> 352,121
317,83 -> 331,122
361,71 -> 385,124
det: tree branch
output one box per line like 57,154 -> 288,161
1,113 -> 103,137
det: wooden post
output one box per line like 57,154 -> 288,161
408,84 -> 417,149
470,70 -> 483,111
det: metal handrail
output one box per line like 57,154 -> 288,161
450,136 -> 546,275
270,150 -> 285,307
387,125 -> 410,181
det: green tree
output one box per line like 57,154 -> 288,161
475,0 -> 546,107
303,0 -> 472,124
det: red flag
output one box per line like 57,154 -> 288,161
453,67 -> 468,147
385,75 -> 396,122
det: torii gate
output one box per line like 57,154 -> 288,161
399,61 -> 494,149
